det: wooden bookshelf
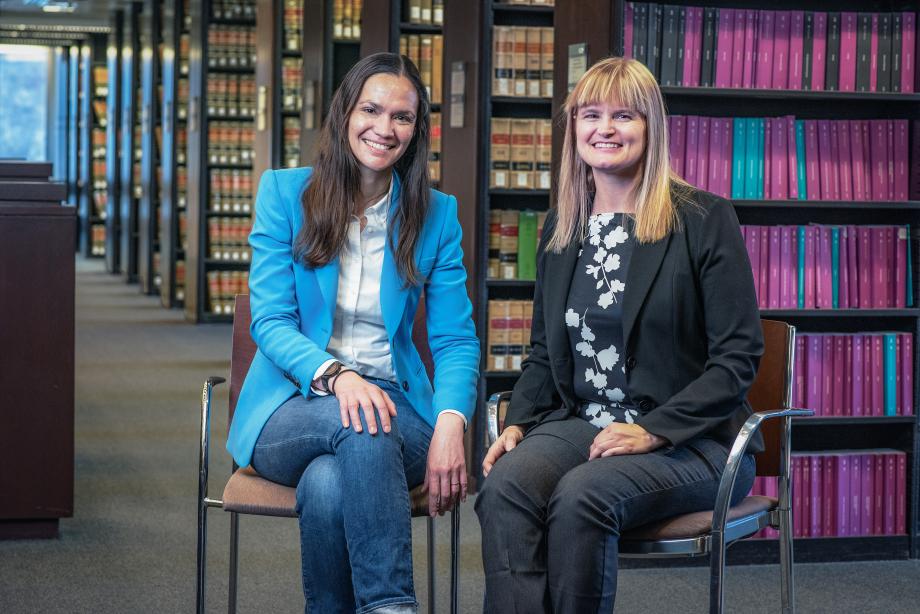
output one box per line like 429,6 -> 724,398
80,33 -> 112,262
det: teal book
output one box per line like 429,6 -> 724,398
884,333 -> 897,416
732,118 -> 746,199
797,226 -> 806,308
831,227 -> 840,308
744,117 -> 759,199
755,118 -> 765,199
907,225 -> 914,307
795,120 -> 807,200
517,210 -> 538,280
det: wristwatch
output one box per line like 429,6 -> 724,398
318,361 -> 348,393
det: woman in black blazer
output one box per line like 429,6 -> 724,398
475,57 -> 764,613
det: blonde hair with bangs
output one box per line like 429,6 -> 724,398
549,57 -> 692,253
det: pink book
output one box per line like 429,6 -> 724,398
861,121 -> 872,200
801,455 -> 812,536
897,335 -> 903,415
844,334 -> 854,416
860,455 -> 873,535
795,335 -> 807,408
812,12 -> 827,90
788,11 -> 805,90
839,13 -> 858,92
886,227 -> 896,307
895,225 -> 907,307
901,333 -> 912,416
791,222 -> 800,307
870,14 -> 879,92
884,453 -> 896,534
765,478 -> 780,538
902,12 -> 916,93
838,121 -> 853,201
759,226 -> 770,307
852,334 -> 864,417
869,120 -> 889,201
793,456 -> 803,537
887,121 -> 895,203
864,340 -> 874,415
715,8 -> 735,88
747,225 -> 762,305
839,226 -> 850,309
896,452 -> 907,533
768,226 -> 781,308
847,225 -> 859,307
810,455 -> 821,538
850,120 -> 866,200
872,334 -> 884,415
764,118 -> 773,199
871,226 -> 887,309
697,117 -> 711,191
894,119 -> 908,201
804,226 -> 817,308
721,118 -> 734,198
681,8 -> 697,86
817,120 -> 833,200
822,454 -> 836,536
822,335 -> 834,415
849,454 -> 861,535
836,454 -> 850,536
780,226 -> 794,307
832,335 -> 845,416
670,116 -> 686,176
685,116 -> 700,187
742,10 -> 757,88
857,226 -> 872,307
773,11 -> 791,89
624,2 -> 634,59
708,116 -> 724,194
731,9 -> 746,88
691,7 -> 705,87
756,10 -> 775,89
805,120 -> 821,200
873,454 -> 884,535
829,121 -> 841,201
787,115 -> 799,199
772,117 -> 788,199
816,226 -> 833,309
807,335 -> 822,414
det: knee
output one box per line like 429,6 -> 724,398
296,456 -> 343,523
334,419 -> 404,460
548,468 -> 625,536
474,458 -> 532,525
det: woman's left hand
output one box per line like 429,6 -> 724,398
589,423 -> 667,459
425,413 -> 467,516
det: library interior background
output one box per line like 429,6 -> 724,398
2,0 -> 920,612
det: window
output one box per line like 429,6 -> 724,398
0,44 -> 50,161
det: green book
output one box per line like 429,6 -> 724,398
732,118 -> 746,199
831,227 -> 840,308
795,120 -> 807,200
517,210 -> 538,280
884,333 -> 897,416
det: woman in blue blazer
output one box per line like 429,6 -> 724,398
226,53 -> 479,614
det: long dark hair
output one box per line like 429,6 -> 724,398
295,52 -> 431,286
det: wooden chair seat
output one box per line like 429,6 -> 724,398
222,466 -> 431,518
623,495 -> 778,541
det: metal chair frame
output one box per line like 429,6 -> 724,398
486,321 -> 813,614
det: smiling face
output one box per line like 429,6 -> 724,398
346,72 -> 419,182
574,101 -> 647,181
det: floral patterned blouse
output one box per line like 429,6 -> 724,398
565,212 -> 639,428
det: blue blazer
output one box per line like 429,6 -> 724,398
226,167 -> 480,468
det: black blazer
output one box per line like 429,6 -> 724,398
505,187 -> 765,453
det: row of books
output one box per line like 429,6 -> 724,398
211,0 -> 254,21
487,300 -> 534,372
91,160 -> 106,187
488,118 -> 553,191
332,0 -> 363,42
740,224 -> 911,310
404,0 -> 444,25
91,128 -> 105,159
281,58 -> 305,113
206,74 -> 256,118
179,34 -> 191,76
175,259 -> 187,302
91,191 -> 106,219
91,100 -> 107,128
750,451 -> 907,539
488,209 -> 547,280
90,224 -> 106,257
206,121 -> 255,166
207,270 -> 250,315
497,0 -> 555,6
283,117 -> 301,169
429,112 -> 441,184
668,116 -> 912,202
625,4 -> 917,93
283,0 -> 303,52
399,34 -> 443,105
491,26 -> 555,99
208,218 -> 253,262
208,169 -> 254,214
207,27 -> 257,69
792,333 -> 913,418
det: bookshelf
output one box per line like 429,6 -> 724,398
67,43 -> 81,243
117,2 -> 144,283
104,9 -> 123,273
79,36 -> 110,261
138,0 -> 163,295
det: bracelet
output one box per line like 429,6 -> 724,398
329,368 -> 356,395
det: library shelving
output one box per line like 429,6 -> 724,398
104,10 -> 123,273
67,43 -> 81,229
80,35 -> 110,260
186,0 -> 258,322
138,0 -> 163,295
158,0 -> 190,308
118,2 -> 143,283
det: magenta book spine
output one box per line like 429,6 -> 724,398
870,120 -> 888,201
721,118 -> 733,198
742,9 -> 757,88
760,227 -> 770,307
773,11 -> 791,90
772,117 -> 788,199
839,12 -> 858,91
817,226 -> 833,308
769,225 -> 782,308
757,10 -> 776,89
795,334 -> 807,408
822,335 -> 834,415
850,120 -> 867,200
832,335 -> 845,416
857,226 -> 872,307
789,11 -> 805,90
852,334 -> 864,417
764,117 -> 773,199
873,454 -> 885,535
838,120 -> 854,201
872,333 -> 885,415
780,225 -> 793,307
896,452 -> 907,533
691,7 -> 705,87
708,116 -> 724,195
849,453 -> 862,535
844,334 -> 854,416
747,225 -> 762,306
793,456 -> 804,537
787,115 -> 799,199
847,224 -> 859,307
860,454 -> 873,535
901,333 -> 913,416
715,8 -> 735,88
731,9 -> 746,88
870,13 -> 879,92
801,454 -> 812,536
896,225 -> 907,307
812,12 -> 828,90
884,453 -> 896,534
807,334 -> 822,414
872,226 -> 887,309
894,119 -> 909,201
901,12 -> 916,93
810,455 -> 822,538
839,226 -> 850,308
829,120 -> 842,200
697,116 -> 711,191
685,115 -> 699,187
805,120 -> 821,199
861,121 -> 872,200
804,225 -> 817,308
818,120 -> 833,200
822,454 -> 836,536
837,454 -> 850,536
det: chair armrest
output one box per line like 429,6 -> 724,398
710,407 -> 813,537
198,376 -> 227,506
486,391 -> 513,446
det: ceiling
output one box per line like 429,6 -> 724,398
0,0 -> 117,29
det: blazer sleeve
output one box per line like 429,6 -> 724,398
635,198 -> 764,447
248,169 -> 335,394
504,211 -> 563,431
424,195 -> 481,420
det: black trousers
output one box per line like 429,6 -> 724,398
474,417 -> 755,614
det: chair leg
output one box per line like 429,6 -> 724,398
450,506 -> 459,614
427,515 -> 436,614
708,532 -> 726,614
779,506 -> 795,614
228,512 -> 240,614
196,498 -> 208,614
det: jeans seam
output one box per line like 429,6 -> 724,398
357,596 -> 418,614
253,433 -> 329,450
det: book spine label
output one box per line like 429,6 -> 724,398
839,12 -> 858,91
731,8 -> 745,88
789,11 -> 805,90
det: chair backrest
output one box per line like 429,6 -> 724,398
747,319 -> 795,478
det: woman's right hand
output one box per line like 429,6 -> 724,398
332,371 -> 398,435
481,425 -> 525,477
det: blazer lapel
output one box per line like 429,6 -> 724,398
542,239 -> 580,368
622,232 -> 671,347
314,258 -> 339,328
380,172 -> 410,338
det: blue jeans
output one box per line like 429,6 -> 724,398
475,416 -> 756,614
251,379 -> 433,614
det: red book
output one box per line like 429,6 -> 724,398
896,452 -> 907,533
895,225 -> 907,308
847,224 -> 859,307
773,11 -> 791,90
894,120 -> 909,201
812,12 -> 827,90
829,121 -> 841,200
902,12 -> 916,93
772,116 -> 788,199
873,454 -> 884,535
804,225 -> 817,308
768,226 -> 781,308
759,226 -> 770,307
793,456 -> 803,537
852,334 -> 864,417
810,456 -> 822,538
832,335 -> 845,416
822,335 -> 834,415
901,333 -> 912,416
685,115 -> 700,187
670,116 -> 686,176
742,10 -> 757,89
788,11 -> 805,90
708,116 -> 724,195
884,453 -> 896,534
691,7 -> 705,87
836,455 -> 850,536
731,9 -> 745,88
870,14 -> 879,92
849,454 -> 861,534
756,10 -> 775,89
838,120 -> 853,201
839,12 -> 858,92
857,226 -> 872,308
844,334 -> 854,417
849,120 -> 867,200
787,115 -> 799,199
872,334 -> 884,415
697,116 -> 711,191
869,120 -> 889,201
805,120 -> 821,200
839,226 -> 850,309
860,455 -> 873,535
817,120 -> 833,200
715,8 -> 735,88
624,2 -> 634,59
795,335 -> 807,408
780,226 -> 794,307
822,453 -> 836,536
806,335 -> 822,414
763,117 -> 773,199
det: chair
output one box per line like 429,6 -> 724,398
486,319 -> 813,614
197,294 -> 460,614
